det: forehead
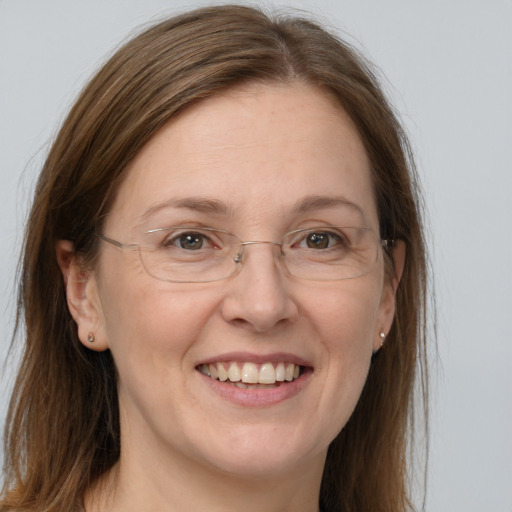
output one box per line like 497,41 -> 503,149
105,83 -> 377,234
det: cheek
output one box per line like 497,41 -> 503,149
97,283 -> 225,433
97,270 -> 218,383
310,279 -> 382,354
303,280 -> 383,430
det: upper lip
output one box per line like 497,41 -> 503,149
196,351 -> 313,368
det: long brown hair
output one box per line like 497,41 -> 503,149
1,5 -> 430,511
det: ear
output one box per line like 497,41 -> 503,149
373,240 -> 406,351
56,240 -> 109,351
390,239 -> 406,292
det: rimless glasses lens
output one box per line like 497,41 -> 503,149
97,226 -> 392,283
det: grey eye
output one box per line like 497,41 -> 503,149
176,233 -> 205,250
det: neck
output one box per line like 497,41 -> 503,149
84,436 -> 325,512
85,452 -> 325,512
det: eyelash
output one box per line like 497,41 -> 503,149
293,230 -> 346,249
162,230 -> 220,250
156,227 -> 351,251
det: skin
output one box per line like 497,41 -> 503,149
57,83 -> 402,512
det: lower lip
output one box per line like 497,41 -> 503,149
199,370 -> 311,407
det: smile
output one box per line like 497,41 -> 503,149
198,361 -> 303,387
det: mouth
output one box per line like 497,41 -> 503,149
197,361 -> 308,389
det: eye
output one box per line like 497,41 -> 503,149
176,232 -> 205,250
163,231 -> 218,251
300,230 -> 345,250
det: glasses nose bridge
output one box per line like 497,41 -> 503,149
233,239 -> 284,264
241,240 -> 283,248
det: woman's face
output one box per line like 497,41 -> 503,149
74,83 -> 397,479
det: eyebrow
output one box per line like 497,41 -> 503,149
141,194 -> 365,223
141,196 -> 234,220
290,195 -> 366,219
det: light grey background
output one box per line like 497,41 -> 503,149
1,1 -> 511,510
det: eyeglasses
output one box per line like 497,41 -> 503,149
97,226 -> 393,283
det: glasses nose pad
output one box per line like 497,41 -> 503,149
231,242 -> 282,267
230,241 -> 286,275
275,243 -> 289,273
233,247 -> 244,264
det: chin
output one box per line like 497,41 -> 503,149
187,423 -> 331,480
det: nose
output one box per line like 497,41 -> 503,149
220,243 -> 299,333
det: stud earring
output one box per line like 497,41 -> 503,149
87,332 -> 95,343
372,331 -> 387,357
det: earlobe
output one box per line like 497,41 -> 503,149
55,240 -> 109,351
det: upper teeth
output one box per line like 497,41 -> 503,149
199,362 -> 301,385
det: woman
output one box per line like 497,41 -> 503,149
1,5 -> 429,512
